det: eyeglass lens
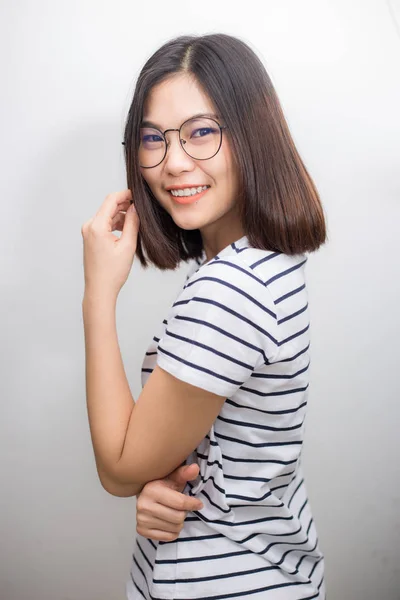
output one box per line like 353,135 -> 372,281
138,117 -> 222,168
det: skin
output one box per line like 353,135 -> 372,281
136,463 -> 203,542
140,72 -> 244,261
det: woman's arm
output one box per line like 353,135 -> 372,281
82,289 -> 194,497
82,291 -> 138,494
82,291 -> 223,490
96,455 -> 144,497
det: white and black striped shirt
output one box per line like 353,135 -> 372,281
127,235 -> 325,600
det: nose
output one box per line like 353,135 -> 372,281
163,130 -> 195,174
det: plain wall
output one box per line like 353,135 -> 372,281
1,0 -> 399,598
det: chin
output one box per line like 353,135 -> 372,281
172,218 -> 204,231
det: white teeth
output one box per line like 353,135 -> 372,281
170,185 -> 209,197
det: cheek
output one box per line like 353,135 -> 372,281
215,143 -> 237,183
140,169 -> 154,187
217,158 -> 238,197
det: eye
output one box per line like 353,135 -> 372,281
191,127 -> 214,138
143,134 -> 164,143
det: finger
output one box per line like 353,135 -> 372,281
138,514 -> 182,533
139,502 -> 187,525
168,464 -> 200,488
120,202 -> 139,243
111,212 -> 126,232
152,500 -> 203,523
151,484 -> 204,511
137,528 -> 179,542
95,190 -> 132,229
98,197 -> 131,224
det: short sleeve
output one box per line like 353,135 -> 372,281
156,259 -> 278,397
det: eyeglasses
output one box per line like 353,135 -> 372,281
122,115 -> 227,168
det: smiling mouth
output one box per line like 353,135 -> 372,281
168,185 -> 210,198
168,185 -> 211,204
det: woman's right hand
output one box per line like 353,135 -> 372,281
136,463 -> 204,542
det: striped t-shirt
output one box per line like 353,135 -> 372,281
127,235 -> 325,600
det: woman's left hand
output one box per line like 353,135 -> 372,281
81,189 -> 140,299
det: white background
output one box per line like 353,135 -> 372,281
1,0 -> 399,598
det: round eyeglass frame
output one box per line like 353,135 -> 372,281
122,116 -> 228,169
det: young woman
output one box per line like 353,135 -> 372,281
82,33 -> 327,600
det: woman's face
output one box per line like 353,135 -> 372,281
140,74 -> 242,239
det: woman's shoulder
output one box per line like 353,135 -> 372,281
186,236 -> 307,296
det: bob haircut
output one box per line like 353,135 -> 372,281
123,33 -> 327,270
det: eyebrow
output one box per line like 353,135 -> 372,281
140,112 -> 220,130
